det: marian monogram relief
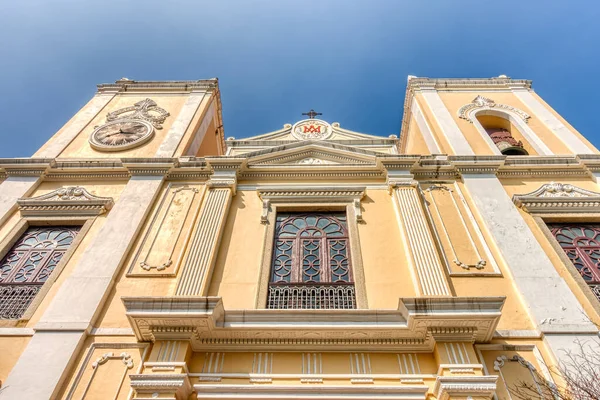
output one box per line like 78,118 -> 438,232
291,119 -> 333,140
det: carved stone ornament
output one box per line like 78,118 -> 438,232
106,98 -> 170,129
457,95 -> 531,123
17,186 -> 114,217
89,98 -> 170,152
291,119 -> 333,141
512,182 -> 600,214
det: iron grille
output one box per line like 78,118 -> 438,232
0,284 -> 41,319
589,284 -> 600,303
267,283 -> 356,309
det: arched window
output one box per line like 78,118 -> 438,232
476,114 -> 529,156
0,226 -> 80,319
268,213 -> 355,309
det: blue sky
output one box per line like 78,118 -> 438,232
0,1 -> 598,157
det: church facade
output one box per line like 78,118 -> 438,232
0,76 -> 599,399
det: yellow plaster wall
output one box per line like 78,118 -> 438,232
57,94 -> 188,159
358,189 -> 416,308
174,95 -> 217,156
0,335 -> 30,386
208,190 -> 266,309
437,91 -> 575,155
531,92 -> 598,153
57,336 -> 146,400
33,95 -> 106,157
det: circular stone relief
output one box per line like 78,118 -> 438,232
291,119 -> 333,140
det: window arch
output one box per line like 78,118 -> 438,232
458,96 -> 552,155
271,213 -> 352,284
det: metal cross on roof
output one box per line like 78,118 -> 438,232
302,109 -> 322,119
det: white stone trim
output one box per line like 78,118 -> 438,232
0,176 -> 41,227
35,92 -> 117,158
420,91 -> 474,155
155,91 -> 208,157
469,107 -> 553,155
513,90 -> 593,154
512,182 -> 600,213
0,328 -> 35,336
460,173 -> 598,354
193,384 -> 429,399
411,99 -> 441,153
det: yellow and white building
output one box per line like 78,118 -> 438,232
0,75 -> 599,399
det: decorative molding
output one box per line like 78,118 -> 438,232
458,95 -> 530,123
122,296 -> 504,352
513,182 -> 600,213
494,354 -> 551,399
424,185 -> 486,271
193,384 -> 429,399
129,373 -> 192,399
434,375 -> 498,400
106,98 -> 170,129
128,184 -> 201,276
17,186 -> 114,217
257,187 -> 366,223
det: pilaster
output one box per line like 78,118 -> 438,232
175,158 -> 243,296
512,89 -> 593,154
1,174 -> 165,399
417,86 -> 474,155
383,160 -> 451,296
34,90 -> 119,158
453,158 -> 599,364
155,90 -> 211,157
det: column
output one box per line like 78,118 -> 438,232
155,90 -> 211,158
34,91 -> 118,158
512,88 -> 593,154
1,174 -> 165,399
175,159 -> 241,296
419,86 -> 475,155
456,162 -> 598,364
385,162 -> 451,296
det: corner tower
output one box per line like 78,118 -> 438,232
400,75 -> 598,155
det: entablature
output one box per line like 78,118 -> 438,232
122,296 -> 505,352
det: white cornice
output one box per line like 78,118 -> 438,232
513,182 -> 600,213
122,296 -> 504,351
96,78 -> 219,94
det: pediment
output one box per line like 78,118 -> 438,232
244,141 -> 379,166
17,186 -> 114,217
513,182 -> 600,214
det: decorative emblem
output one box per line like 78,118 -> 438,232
90,98 -> 169,152
106,98 -> 170,129
291,119 -> 333,140
457,95 -> 530,123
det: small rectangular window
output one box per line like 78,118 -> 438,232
0,226 -> 80,319
268,213 -> 356,309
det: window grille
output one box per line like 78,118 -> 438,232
268,213 -> 355,309
0,226 -> 79,319
550,224 -> 600,302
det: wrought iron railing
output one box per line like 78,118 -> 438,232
0,284 -> 41,319
589,284 -> 600,303
267,283 -> 356,310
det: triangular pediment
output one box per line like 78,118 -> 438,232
244,141 -> 379,166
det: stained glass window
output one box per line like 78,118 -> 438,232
0,226 -> 79,319
268,213 -> 355,309
550,224 -> 600,301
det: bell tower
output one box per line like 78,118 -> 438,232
400,75 -> 598,156
33,78 -> 225,159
